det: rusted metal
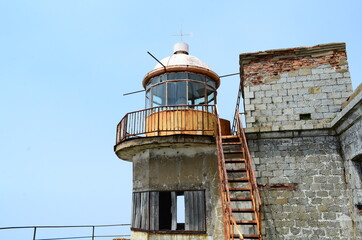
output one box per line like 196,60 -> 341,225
214,106 -> 243,240
142,66 -> 221,89
115,105 -> 217,144
215,106 -> 262,239
235,109 -> 263,239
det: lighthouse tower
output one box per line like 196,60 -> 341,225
115,42 -> 226,239
114,43 -> 262,240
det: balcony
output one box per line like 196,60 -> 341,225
115,105 -> 224,145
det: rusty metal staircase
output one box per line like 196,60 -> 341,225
215,108 -> 262,240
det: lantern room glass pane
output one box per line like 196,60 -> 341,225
206,87 -> 215,104
167,72 -> 176,80
151,76 -> 160,85
167,82 -> 187,105
188,82 -> 205,105
146,89 -> 151,108
160,74 -> 166,82
189,73 -> 204,83
152,83 -> 166,107
176,72 -> 187,80
206,76 -> 216,88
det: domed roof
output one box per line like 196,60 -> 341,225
153,42 -> 212,71
143,42 -> 220,88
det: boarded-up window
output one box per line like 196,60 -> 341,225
185,191 -> 206,231
132,192 -> 149,230
132,190 -> 205,232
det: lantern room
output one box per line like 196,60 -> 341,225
143,42 -> 220,108
115,42 -> 230,144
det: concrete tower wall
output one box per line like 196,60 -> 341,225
117,135 -> 224,240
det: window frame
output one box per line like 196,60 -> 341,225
145,72 -> 217,108
131,190 -> 206,234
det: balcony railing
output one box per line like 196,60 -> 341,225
116,105 -> 217,144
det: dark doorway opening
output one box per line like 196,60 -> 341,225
159,192 -> 172,230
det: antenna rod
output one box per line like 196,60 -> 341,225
123,89 -> 145,96
219,72 -> 240,78
147,51 -> 166,70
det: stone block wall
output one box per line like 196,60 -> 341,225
247,131 -> 354,239
332,87 -> 362,239
241,43 -> 353,132
240,43 -> 361,239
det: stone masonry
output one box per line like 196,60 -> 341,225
241,43 -> 361,239
332,85 -> 362,239
241,43 -> 353,132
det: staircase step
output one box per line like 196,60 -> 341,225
232,208 -> 255,213
235,220 -> 257,225
227,168 -> 246,173
230,197 -> 252,201
228,178 -> 249,182
225,158 -> 246,163
224,150 -> 243,154
229,187 -> 251,191
231,234 -> 260,239
221,135 -> 240,139
222,142 -> 242,145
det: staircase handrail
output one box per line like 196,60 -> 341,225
215,105 -> 244,240
234,109 -> 262,237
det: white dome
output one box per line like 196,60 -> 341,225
153,43 -> 212,71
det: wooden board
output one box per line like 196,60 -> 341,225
171,192 -> 177,230
146,109 -> 217,136
185,191 -> 206,231
150,192 -> 159,230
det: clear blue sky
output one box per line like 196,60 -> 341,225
1,0 -> 361,239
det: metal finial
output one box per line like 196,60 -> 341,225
172,26 -> 192,42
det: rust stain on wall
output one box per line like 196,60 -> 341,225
239,43 -> 348,86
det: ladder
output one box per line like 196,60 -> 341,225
215,109 -> 262,240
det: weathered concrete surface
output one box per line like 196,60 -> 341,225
118,135 -> 224,240
115,135 -> 215,161
131,231 -> 211,240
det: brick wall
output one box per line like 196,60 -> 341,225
241,43 -> 353,132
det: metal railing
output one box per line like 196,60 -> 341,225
215,64 -> 262,239
235,109 -> 262,238
116,104 -> 217,144
231,69 -> 244,134
0,224 -> 131,240
214,106 -> 244,240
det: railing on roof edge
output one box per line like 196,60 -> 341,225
0,224 -> 131,240
231,69 -> 244,134
116,104 -> 217,144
